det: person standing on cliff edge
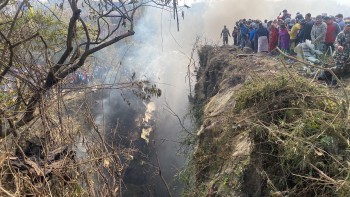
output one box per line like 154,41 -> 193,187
221,25 -> 231,45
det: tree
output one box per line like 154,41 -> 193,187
0,0 -> 178,137
0,0 -> 179,195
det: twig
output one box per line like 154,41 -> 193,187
308,162 -> 338,184
275,47 -> 349,118
236,54 -> 259,57
155,151 -> 173,197
0,185 -> 15,197
186,36 -> 199,98
163,99 -> 194,137
279,58 -> 297,83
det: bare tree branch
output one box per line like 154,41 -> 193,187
155,151 -> 173,197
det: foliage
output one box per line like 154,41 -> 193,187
234,74 -> 350,196
132,81 -> 162,101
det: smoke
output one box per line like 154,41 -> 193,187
91,0 -> 350,195
185,0 -> 350,45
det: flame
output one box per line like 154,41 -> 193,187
143,102 -> 156,123
141,102 -> 156,143
141,127 -> 152,144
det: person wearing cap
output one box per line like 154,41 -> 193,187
311,15 -> 327,51
220,25 -> 231,45
335,14 -> 345,30
277,9 -> 291,21
324,16 -> 341,53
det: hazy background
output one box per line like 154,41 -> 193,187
179,0 -> 350,45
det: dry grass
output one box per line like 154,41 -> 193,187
234,74 -> 350,196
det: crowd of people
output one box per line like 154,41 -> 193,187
67,65 -> 110,85
220,10 -> 350,86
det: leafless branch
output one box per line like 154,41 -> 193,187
155,151 -> 173,197
163,99 -> 194,137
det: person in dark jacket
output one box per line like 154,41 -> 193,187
335,13 -> 345,30
220,25 -> 231,45
232,27 -> 238,46
296,20 -> 306,44
255,23 -> 269,52
295,12 -> 304,21
303,13 -> 314,41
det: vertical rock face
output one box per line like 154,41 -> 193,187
190,45 -> 350,197
192,46 -> 272,196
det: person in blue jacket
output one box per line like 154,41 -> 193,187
240,23 -> 249,49
249,26 -> 257,50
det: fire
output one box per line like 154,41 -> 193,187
141,102 -> 156,143
144,102 -> 156,122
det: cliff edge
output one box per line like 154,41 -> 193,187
188,46 -> 350,197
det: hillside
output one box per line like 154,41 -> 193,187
187,45 -> 350,196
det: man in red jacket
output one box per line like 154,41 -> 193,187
324,16 -> 341,54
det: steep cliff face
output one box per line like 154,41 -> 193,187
192,46 -> 281,196
190,46 -> 350,197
